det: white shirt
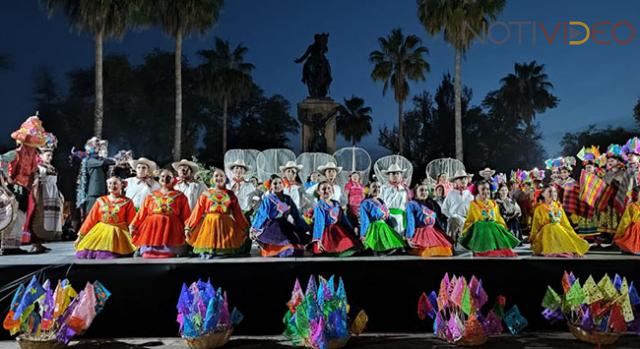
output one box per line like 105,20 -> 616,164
441,188 -> 474,220
226,179 -> 256,212
380,184 -> 409,210
175,180 -> 208,210
305,182 -> 345,207
124,177 -> 160,209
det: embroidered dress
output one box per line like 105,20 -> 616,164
130,190 -> 191,258
251,193 -> 310,257
185,188 -> 250,256
124,177 -> 160,209
405,200 -> 452,257
359,198 -> 405,252
311,199 -> 360,256
460,199 -> 520,257
75,196 -> 136,259
344,180 -> 365,221
530,201 -> 589,257
379,183 -> 410,234
614,202 -> 640,254
175,179 -> 207,210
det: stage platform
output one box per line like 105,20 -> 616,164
1,242 -> 640,340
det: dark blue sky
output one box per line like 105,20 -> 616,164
0,0 -> 638,158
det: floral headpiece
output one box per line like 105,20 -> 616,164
622,137 -> 640,157
544,156 -> 576,171
606,144 -> 627,162
576,146 -> 601,165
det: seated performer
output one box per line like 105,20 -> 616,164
251,175 -> 310,257
185,168 -> 250,258
130,169 -> 191,258
530,184 -> 589,257
495,183 -> 522,241
75,176 -> 136,259
311,181 -> 361,256
379,164 -> 411,234
226,159 -> 256,213
405,184 -> 453,257
125,157 -> 160,210
441,170 -> 474,243
614,191 -> 640,254
359,181 -> 405,254
460,181 -> 520,257
173,159 -> 207,210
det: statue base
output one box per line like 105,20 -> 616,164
298,98 -> 340,153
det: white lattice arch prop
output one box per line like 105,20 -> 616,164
333,147 -> 372,184
296,152 -> 336,183
256,148 -> 297,181
224,149 -> 260,179
425,157 -> 466,186
373,154 -> 414,186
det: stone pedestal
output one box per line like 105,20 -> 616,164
298,98 -> 340,153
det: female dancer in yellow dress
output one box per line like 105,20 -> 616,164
75,176 -> 136,259
184,168 -> 250,258
530,184 -> 589,257
614,192 -> 640,254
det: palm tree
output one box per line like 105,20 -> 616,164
45,0 -> 141,138
498,61 -> 558,127
198,38 -> 254,153
337,96 -> 373,146
370,28 -> 429,154
152,0 -> 224,161
417,0 -> 506,162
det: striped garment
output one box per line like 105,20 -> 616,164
579,171 -> 605,208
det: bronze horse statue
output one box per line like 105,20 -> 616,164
295,33 -> 332,98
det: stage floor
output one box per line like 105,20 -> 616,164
2,241 -> 639,265
1,333 -> 640,349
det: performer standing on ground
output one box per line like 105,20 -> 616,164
530,184 -> 589,257
75,138 -> 114,218
441,170 -> 473,243
405,184 -> 453,257
251,174 -> 310,257
280,161 -> 306,210
226,159 -> 256,213
185,168 -> 250,258
359,181 -> 405,254
125,157 -> 160,210
307,162 -> 346,206
344,171 -> 365,225
173,159 -> 207,210
311,181 -> 361,256
130,169 -> 190,258
75,176 -> 136,259
460,181 -> 520,257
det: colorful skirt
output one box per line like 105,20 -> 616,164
75,222 -> 136,259
187,213 -> 249,256
256,218 -> 307,257
133,214 -> 186,258
531,223 -> 590,257
363,220 -> 405,252
409,226 -> 453,257
312,224 -> 360,256
460,221 -> 519,257
598,207 -> 620,235
615,222 -> 640,254
575,214 -> 599,239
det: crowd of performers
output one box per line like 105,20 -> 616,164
2,115 -> 640,259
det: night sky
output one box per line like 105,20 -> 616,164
0,0 -> 639,159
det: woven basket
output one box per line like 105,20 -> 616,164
568,323 -> 620,346
184,329 -> 233,349
327,336 -> 350,349
16,336 -> 66,349
456,335 -> 488,347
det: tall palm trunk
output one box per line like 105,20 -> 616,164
222,96 -> 228,154
454,48 -> 463,162
94,29 -> 104,138
173,30 -> 183,161
398,101 -> 404,155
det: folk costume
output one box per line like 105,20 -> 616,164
172,159 -> 207,210
311,199 -> 360,256
530,201 -> 589,257
124,157 -> 160,210
460,199 -> 520,257
405,199 -> 453,257
359,197 -> 405,252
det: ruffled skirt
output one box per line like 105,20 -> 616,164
459,221 -> 519,257
363,220 -> 405,252
531,223 -> 590,257
133,214 -> 186,258
615,222 -> 640,255
256,218 -> 307,257
312,224 -> 360,256
408,226 -> 453,257
187,213 -> 249,256
75,222 -> 136,259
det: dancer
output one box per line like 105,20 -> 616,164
311,181 -> 361,256
130,169 -> 191,258
306,162 -> 346,206
344,171 -> 365,224
226,159 -> 256,212
530,184 -> 589,257
495,183 -> 522,241
435,173 -> 452,196
173,159 -> 207,210
460,181 -> 520,257
75,137 -> 114,217
574,146 -> 603,240
441,170 -> 474,243
280,161 -> 306,210
379,164 -> 411,234
614,191 -> 640,254
124,157 -> 160,210
359,181 -> 405,254
75,176 -> 136,259
597,145 -> 627,240
405,184 -> 453,257
251,175 -> 310,257
185,168 -> 250,258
